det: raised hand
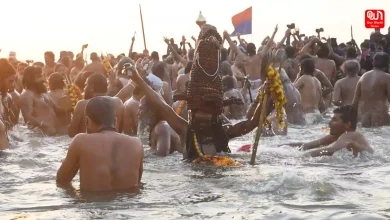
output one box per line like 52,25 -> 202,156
82,44 -> 88,49
273,24 -> 279,34
223,30 -> 230,38
182,35 -> 186,43
163,37 -> 170,44
191,36 -> 196,41
285,28 -> 291,36
236,32 -> 241,39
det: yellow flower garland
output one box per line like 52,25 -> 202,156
192,133 -> 242,167
103,57 -> 112,73
67,84 -> 83,110
258,66 -> 287,129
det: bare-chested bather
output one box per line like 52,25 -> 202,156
282,105 -> 373,157
68,73 -> 124,137
57,97 -> 143,191
352,52 -> 390,127
224,25 -> 279,99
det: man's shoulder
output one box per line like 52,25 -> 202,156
20,90 -> 33,98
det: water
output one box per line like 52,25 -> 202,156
1,113 -> 390,220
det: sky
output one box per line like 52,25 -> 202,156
0,0 -> 388,62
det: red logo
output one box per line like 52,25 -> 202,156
365,10 -> 385,28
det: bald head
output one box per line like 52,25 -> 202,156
341,60 -> 360,76
85,96 -> 116,128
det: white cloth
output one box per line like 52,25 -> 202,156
147,73 -> 163,92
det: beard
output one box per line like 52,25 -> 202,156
84,90 -> 93,100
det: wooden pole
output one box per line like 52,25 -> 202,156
250,92 -> 269,165
139,4 -> 147,50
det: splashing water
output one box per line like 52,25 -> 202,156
1,110 -> 390,219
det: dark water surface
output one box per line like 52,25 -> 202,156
1,113 -> 390,219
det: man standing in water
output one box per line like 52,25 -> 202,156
332,60 -> 360,106
0,58 -> 18,149
294,58 -> 325,123
352,52 -> 390,127
68,73 -> 124,137
224,25 -> 279,99
128,24 -> 265,160
282,105 -> 373,157
20,66 -> 62,136
57,97 -> 143,191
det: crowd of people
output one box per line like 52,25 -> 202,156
0,23 -> 389,192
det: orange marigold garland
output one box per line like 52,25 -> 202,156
192,133 -> 242,167
258,65 -> 287,129
67,84 -> 83,109
175,100 -> 186,115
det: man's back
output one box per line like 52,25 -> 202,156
295,75 -> 322,113
83,63 -> 105,76
77,132 -> 143,191
334,76 -> 360,106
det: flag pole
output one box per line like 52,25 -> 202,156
139,4 -> 147,50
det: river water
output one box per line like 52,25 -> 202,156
1,111 -> 390,220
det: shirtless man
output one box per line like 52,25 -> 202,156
224,25 -> 279,99
0,58 -> 18,149
333,60 -> 360,106
282,105 -> 373,157
283,46 -> 299,82
57,97 -> 143,191
138,97 -> 181,156
175,62 -> 191,94
296,55 -> 333,111
222,76 -> 246,119
81,53 -> 105,76
43,51 -> 57,78
123,86 -> 143,136
301,39 -> 337,109
231,53 -> 246,88
48,73 -> 70,132
15,62 -> 28,93
352,52 -> 390,127
294,59 -> 325,123
68,73 -> 124,137
20,66 -> 62,136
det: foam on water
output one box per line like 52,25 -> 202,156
1,110 -> 390,219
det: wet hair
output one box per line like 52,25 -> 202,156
85,96 -> 116,128
274,49 -> 286,63
86,73 -> 108,94
301,58 -> 315,76
316,44 -> 329,58
151,51 -> 159,61
222,75 -> 235,91
285,46 -> 295,59
0,58 -> 17,96
247,43 -> 256,56
333,105 -> 357,131
22,66 -> 42,89
151,61 -> 166,80
373,52 -> 390,69
44,51 -> 55,59
346,47 -> 357,59
221,48 -> 228,62
221,61 -> 233,76
341,60 -> 360,76
90,52 -> 99,62
75,71 -> 94,90
48,72 -> 65,90
0,58 -> 16,79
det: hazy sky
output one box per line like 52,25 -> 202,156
0,0 -> 388,61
